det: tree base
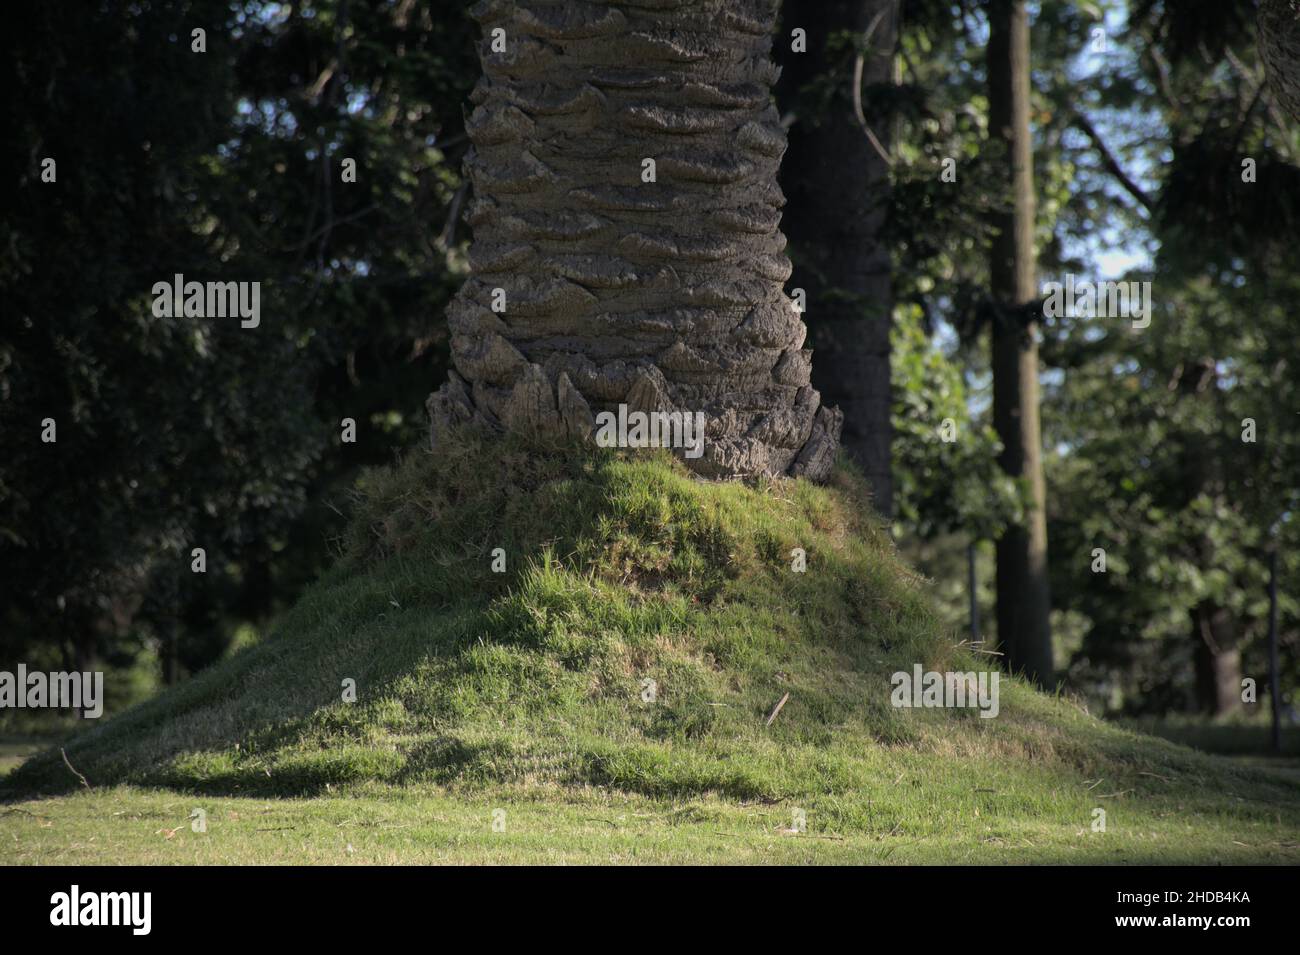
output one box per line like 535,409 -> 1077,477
427,365 -> 842,482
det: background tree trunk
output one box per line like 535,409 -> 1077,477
1259,0 -> 1300,124
778,0 -> 898,516
1193,603 -> 1243,716
987,0 -> 1053,686
429,0 -> 841,481
1175,359 -> 1241,717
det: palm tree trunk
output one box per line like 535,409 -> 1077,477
987,0 -> 1053,685
428,0 -> 841,481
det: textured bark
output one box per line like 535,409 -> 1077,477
427,0 -> 841,481
987,0 -> 1053,686
779,0 -> 897,515
1260,0 -> 1300,124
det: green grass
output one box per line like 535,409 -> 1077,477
1121,716 -> 1300,757
4,769 -> 1297,864
0,741 -> 43,779
3,433 -> 1298,863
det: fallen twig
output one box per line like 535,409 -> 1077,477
61,749 -> 90,790
952,639 -> 1004,656
1137,771 -> 1174,782
765,692 -> 790,727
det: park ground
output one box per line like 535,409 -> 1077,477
3,442 -> 1298,864
3,726 -> 1298,864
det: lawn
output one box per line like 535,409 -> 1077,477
3,438 -> 1297,865
4,751 -> 1298,865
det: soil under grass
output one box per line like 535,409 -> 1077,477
3,434 -> 1298,863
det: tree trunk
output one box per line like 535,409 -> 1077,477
162,616 -> 180,686
1193,603 -> 1243,716
1173,361 -> 1239,716
428,0 -> 841,481
987,0 -> 1053,686
778,0 -> 897,515
1259,0 -> 1300,124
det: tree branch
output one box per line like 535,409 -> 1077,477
1071,110 -> 1155,214
851,7 -> 894,168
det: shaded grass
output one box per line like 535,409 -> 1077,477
0,741 -> 43,779
1121,717 -> 1300,757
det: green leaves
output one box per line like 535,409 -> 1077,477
891,308 -> 1020,541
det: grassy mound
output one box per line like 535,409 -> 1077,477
4,434 -> 1298,857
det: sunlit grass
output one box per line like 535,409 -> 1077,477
3,433 -> 1298,863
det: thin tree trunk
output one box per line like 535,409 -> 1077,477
1188,525 -> 1241,723
1175,361 -> 1239,716
429,0 -> 841,481
1193,604 -> 1242,716
72,635 -> 93,721
987,0 -> 1052,685
778,0 -> 898,514
162,616 -> 180,686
